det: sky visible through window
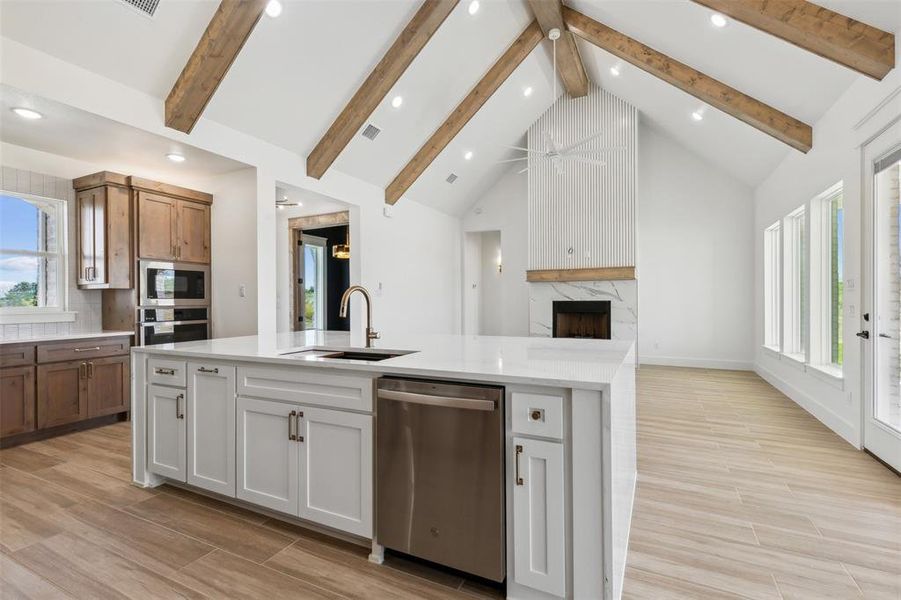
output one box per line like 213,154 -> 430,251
0,194 -> 41,303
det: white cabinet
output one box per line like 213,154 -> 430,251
298,406 -> 373,537
236,396 -> 299,515
147,384 -> 186,481
513,436 -> 566,598
187,362 -> 236,496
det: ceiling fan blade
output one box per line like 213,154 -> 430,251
517,166 -> 530,174
495,156 -> 531,164
559,129 -> 609,154
501,145 -> 546,155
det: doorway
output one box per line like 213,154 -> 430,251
289,212 -> 351,332
463,230 -> 503,335
862,120 -> 901,472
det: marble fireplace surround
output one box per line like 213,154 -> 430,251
529,279 -> 637,340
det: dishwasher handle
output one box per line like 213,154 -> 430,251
377,388 -> 496,411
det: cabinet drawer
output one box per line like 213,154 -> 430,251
37,337 -> 130,364
237,365 -> 374,412
511,392 -> 564,440
148,357 -> 187,387
1,344 -> 35,368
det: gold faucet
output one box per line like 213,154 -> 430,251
339,285 -> 380,348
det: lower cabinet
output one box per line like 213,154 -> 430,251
236,396 -> 373,537
148,384 -> 186,481
0,366 -> 36,436
37,360 -> 88,428
513,436 -> 566,598
87,355 -> 130,417
187,362 -> 236,496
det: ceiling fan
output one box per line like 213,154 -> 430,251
500,28 -> 624,175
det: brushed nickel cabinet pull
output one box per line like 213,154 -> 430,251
288,410 -> 297,441
176,393 -> 185,419
87,362 -> 94,379
80,362 -> 87,379
197,367 -> 219,374
74,346 -> 101,352
296,411 -> 304,443
154,367 -> 176,376
515,444 -> 524,486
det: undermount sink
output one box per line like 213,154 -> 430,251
281,348 -> 416,362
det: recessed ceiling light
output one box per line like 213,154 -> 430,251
265,0 -> 282,17
166,153 -> 186,163
391,95 -> 403,109
691,111 -> 704,122
464,151 -> 474,161
468,0 -> 480,15
609,66 -> 620,77
11,107 -> 42,120
710,13 -> 727,27
523,86 -> 533,97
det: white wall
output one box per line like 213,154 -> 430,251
753,47 -> 901,447
200,168 -> 258,339
637,125 -> 755,369
463,167 -> 530,336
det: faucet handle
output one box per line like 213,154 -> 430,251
368,329 -> 381,340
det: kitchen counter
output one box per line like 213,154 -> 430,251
132,330 -> 634,391
1,330 -> 134,345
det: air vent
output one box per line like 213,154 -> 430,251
361,124 -> 381,140
117,0 -> 160,16
446,173 -> 458,184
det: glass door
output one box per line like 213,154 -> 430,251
863,121 -> 901,472
300,234 -> 327,331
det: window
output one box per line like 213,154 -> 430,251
302,234 -> 327,330
764,222 -> 782,349
0,191 -> 67,313
783,206 -> 807,360
810,183 -> 844,370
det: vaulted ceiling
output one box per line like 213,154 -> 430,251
1,0 -> 898,216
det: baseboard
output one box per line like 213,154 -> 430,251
639,355 -> 754,371
755,364 -> 859,447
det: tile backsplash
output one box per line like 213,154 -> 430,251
0,165 -> 103,341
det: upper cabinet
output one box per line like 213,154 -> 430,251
132,177 -> 212,264
73,171 -> 133,289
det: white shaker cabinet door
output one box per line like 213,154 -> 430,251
147,384 -> 186,482
298,406 -> 373,537
236,396 -> 299,515
187,362 -> 236,497
512,436 -> 566,598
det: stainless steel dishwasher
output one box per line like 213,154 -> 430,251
376,377 -> 505,582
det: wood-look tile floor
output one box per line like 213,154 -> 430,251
0,366 -> 898,599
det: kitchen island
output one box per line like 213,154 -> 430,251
131,331 -> 636,600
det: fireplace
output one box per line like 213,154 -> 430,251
552,301 -> 611,339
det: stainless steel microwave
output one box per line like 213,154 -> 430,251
139,260 -> 210,307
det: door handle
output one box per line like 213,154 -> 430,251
515,444 -> 524,486
288,410 -> 297,441
87,362 -> 94,379
80,362 -> 87,379
74,347 -> 101,352
197,367 -> 219,374
856,331 -> 870,340
154,367 -> 176,375
175,393 -> 185,419
296,411 -> 304,443
878,333 -> 892,339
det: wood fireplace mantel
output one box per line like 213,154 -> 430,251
526,267 -> 635,282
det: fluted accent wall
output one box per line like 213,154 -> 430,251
528,86 -> 638,271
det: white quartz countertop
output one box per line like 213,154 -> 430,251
1,330 -> 134,346
133,331 -> 635,390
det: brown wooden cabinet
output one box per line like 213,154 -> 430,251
73,172 -> 133,289
1,366 -> 36,437
1,335 -> 131,446
133,177 -> 212,265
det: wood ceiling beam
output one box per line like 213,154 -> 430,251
563,6 -> 813,153
386,21 -> 544,205
692,0 -> 894,80
306,0 -> 460,180
526,0 -> 589,97
165,0 -> 268,134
